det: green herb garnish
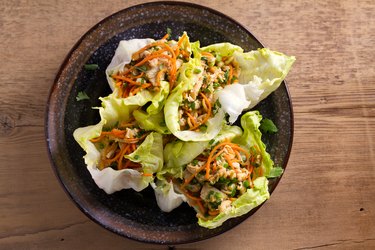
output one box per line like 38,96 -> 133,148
135,65 -> 148,72
260,118 -> 278,134
76,91 -> 90,101
84,64 -> 99,70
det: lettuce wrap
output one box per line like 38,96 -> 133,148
106,33 -> 192,114
158,111 -> 282,228
73,94 -> 164,194
201,44 -> 296,123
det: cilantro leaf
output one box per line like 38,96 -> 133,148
267,166 -> 284,178
76,91 -> 90,101
166,28 -> 172,39
84,64 -> 99,70
260,118 -> 278,133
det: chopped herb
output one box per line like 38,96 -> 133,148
268,166 -> 284,178
224,70 -> 229,82
201,56 -> 208,61
209,139 -> 215,145
76,91 -> 90,101
135,65 -> 148,72
84,64 -> 99,70
231,75 -> 237,83
192,159 -> 199,165
218,177 -> 230,184
202,87 -> 211,93
199,124 -> 208,132
260,118 -> 278,134
134,155 -> 140,160
122,82 -> 128,88
215,100 -> 222,108
189,101 -> 195,109
243,180 -> 250,189
230,188 -> 237,197
193,68 -> 202,74
141,78 -> 145,84
166,28 -> 172,39
213,82 -> 220,88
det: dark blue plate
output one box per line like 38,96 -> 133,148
45,1 -> 293,245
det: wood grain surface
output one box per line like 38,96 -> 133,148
0,0 -> 374,249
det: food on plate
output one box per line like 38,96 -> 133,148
73,31 -> 295,228
73,95 -> 163,194
158,111 -> 277,228
105,33 -> 191,114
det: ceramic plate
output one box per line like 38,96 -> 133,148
45,1 -> 293,245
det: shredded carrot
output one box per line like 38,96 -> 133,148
195,200 -> 206,215
156,68 -> 167,87
142,173 -> 153,177
161,33 -> 169,40
204,141 -> 244,180
223,154 -> 237,170
189,92 -> 211,131
183,191 -> 202,201
177,33 -> 187,47
227,64 -> 233,84
112,75 -> 142,85
182,164 -> 206,187
131,41 -> 168,60
208,209 -> 220,216
201,51 -> 214,57
186,111 -> 198,128
117,144 -> 130,170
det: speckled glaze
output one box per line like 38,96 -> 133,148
45,1 -> 293,245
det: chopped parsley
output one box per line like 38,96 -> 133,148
135,65 -> 148,72
76,91 -> 90,101
84,64 -> 99,70
260,118 -> 278,134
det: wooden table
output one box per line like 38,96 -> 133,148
1,0 -> 374,249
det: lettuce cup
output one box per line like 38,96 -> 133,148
73,94 -> 164,194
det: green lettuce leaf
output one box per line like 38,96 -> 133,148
202,47 -> 295,123
133,109 -> 170,134
160,124 -> 242,181
201,42 -> 244,57
151,180 -> 187,212
233,111 -> 275,177
218,48 -> 295,123
105,39 -> 170,114
198,177 -> 270,229
105,38 -> 155,91
73,94 -> 163,194
164,52 -> 225,141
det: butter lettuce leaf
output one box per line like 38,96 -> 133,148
233,111 -> 276,177
164,53 -> 225,141
105,39 -> 170,114
220,48 -> 295,123
133,109 -> 170,134
105,38 -> 155,91
151,180 -> 186,212
160,124 -> 242,181
199,44 -> 295,123
198,177 -> 270,229
73,94 -> 163,194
